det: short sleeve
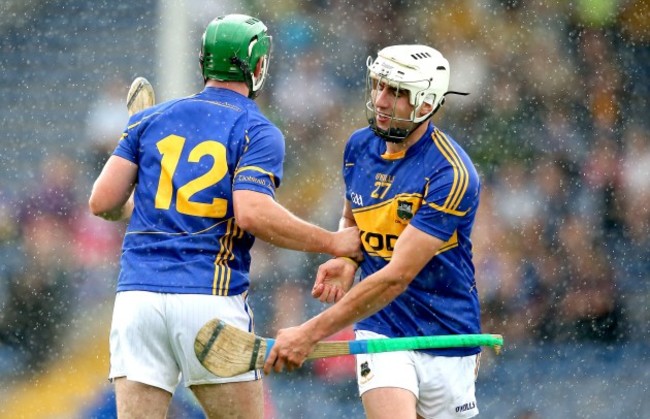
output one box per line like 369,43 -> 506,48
232,123 -> 285,198
410,163 -> 480,242
112,118 -> 140,163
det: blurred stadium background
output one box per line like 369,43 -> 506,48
0,0 -> 648,418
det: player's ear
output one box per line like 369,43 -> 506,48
418,101 -> 433,117
253,58 -> 263,78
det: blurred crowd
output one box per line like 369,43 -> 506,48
1,1 -> 648,413
248,0 -> 650,350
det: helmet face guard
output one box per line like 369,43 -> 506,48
249,37 -> 271,93
364,45 -> 451,142
365,68 -> 434,142
200,14 -> 272,98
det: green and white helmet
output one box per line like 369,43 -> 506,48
200,14 -> 272,98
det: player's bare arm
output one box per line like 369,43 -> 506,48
338,199 -> 357,230
264,224 -> 445,374
312,199 -> 360,303
89,155 -> 137,221
233,190 -> 361,258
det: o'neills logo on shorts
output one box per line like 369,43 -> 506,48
455,401 -> 476,413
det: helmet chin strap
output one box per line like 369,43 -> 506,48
368,90 -> 469,143
368,103 -> 433,143
367,99 -> 424,142
368,117 -> 421,143
230,56 -> 258,98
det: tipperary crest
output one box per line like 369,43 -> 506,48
396,200 -> 414,221
358,360 -> 374,384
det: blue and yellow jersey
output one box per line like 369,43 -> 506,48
343,123 -> 481,356
112,87 -> 284,296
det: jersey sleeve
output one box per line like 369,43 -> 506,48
232,123 -> 284,198
342,130 -> 362,202
410,158 -> 480,242
112,116 -> 142,163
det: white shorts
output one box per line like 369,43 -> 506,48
355,330 -> 480,419
109,291 -> 259,393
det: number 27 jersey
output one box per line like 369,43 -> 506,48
112,87 -> 284,296
344,123 -> 482,356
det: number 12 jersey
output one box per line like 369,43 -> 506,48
113,87 -> 284,296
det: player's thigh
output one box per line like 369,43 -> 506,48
355,330 -> 419,418
362,387 -> 418,419
109,291 -> 181,393
114,377 -> 172,419
166,292 -> 260,386
416,353 -> 480,419
191,380 -> 264,419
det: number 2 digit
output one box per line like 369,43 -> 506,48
371,181 -> 391,199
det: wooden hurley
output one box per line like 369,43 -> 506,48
126,76 -> 155,116
194,318 -> 503,378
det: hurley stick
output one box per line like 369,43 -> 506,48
126,76 -> 155,116
195,318 -> 503,377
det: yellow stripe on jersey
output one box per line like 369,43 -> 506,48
126,112 -> 160,131
354,195 -> 411,214
432,129 -> 469,212
427,201 -> 468,217
223,219 -> 239,294
213,218 -> 237,295
234,165 -> 276,185
124,218 -> 230,236
435,230 -> 459,255
420,178 -> 468,216
127,121 -> 143,130
243,133 -> 251,153
213,266 -> 231,296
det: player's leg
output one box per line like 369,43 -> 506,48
355,330 -> 419,419
109,291 -> 182,418
167,292 -> 263,418
114,377 -> 172,419
190,380 -> 264,418
362,387 -> 418,419
415,352 -> 480,418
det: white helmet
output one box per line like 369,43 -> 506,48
366,45 -> 454,141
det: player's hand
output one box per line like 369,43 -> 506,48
263,325 -> 316,375
330,226 -> 362,259
312,258 -> 357,304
